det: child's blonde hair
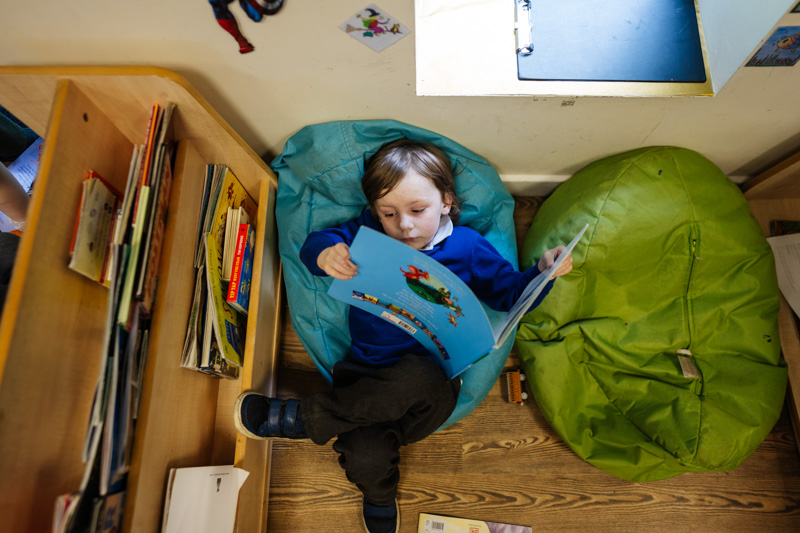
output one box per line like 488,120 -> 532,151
361,139 -> 461,223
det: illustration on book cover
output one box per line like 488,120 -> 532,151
329,224 -> 587,379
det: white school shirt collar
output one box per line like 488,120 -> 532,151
420,215 -> 454,251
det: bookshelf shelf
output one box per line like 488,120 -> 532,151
0,66 -> 281,533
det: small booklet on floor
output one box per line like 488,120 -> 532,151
328,224 -> 587,378
418,513 -> 532,533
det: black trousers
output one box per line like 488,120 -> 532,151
300,354 -> 461,504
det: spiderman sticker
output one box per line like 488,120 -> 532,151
209,0 -> 285,54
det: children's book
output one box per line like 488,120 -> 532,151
193,164 -> 219,268
116,186 -> 150,327
135,101 -> 176,314
200,166 -> 256,367
92,491 -> 125,533
113,145 -> 142,246
329,224 -> 588,378
182,165 -> 255,378
68,170 -> 120,286
226,223 -> 254,315
194,165 -> 256,269
222,206 -> 249,281
181,268 -> 207,371
418,513 -> 532,533
207,166 -> 257,256
205,233 -> 245,368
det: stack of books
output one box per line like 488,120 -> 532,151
56,102 -> 177,533
181,164 -> 257,379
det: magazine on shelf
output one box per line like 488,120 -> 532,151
181,165 -> 255,377
328,224 -> 588,379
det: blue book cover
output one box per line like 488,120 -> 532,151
328,225 -> 586,378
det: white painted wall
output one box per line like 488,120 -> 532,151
1,1 -> 798,195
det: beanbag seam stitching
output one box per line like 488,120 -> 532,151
671,151 -> 703,462
577,151 -> 705,464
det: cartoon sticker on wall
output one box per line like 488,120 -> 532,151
208,0 -> 285,54
340,4 -> 409,52
746,26 -> 800,67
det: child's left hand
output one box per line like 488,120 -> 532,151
538,245 -> 573,278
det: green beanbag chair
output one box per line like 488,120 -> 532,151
516,146 -> 787,481
271,120 -> 518,429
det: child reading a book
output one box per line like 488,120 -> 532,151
234,139 -> 572,533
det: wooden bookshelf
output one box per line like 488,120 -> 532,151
743,150 -> 800,455
0,66 -> 281,533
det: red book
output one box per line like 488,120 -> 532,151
226,223 -> 249,302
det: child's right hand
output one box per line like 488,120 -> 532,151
317,243 -> 359,279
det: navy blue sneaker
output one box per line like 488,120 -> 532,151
362,499 -> 398,533
234,392 -> 307,440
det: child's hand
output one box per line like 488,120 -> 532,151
538,245 -> 573,278
317,243 -> 359,279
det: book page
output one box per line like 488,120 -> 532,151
767,232 -> 800,318
491,223 -> 589,348
162,466 -> 249,533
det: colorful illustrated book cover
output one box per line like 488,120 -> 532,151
205,233 -> 245,367
328,225 -> 586,378
208,166 -> 257,270
419,513 -> 532,533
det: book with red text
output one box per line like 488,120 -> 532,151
226,224 -> 254,315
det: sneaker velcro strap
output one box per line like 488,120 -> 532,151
282,399 -> 300,437
265,398 -> 302,438
266,399 -> 283,437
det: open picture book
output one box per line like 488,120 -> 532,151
328,223 -> 588,378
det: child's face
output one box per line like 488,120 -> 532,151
374,169 -> 452,250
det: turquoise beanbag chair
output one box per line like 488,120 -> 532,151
272,120 -> 518,428
516,146 -> 787,481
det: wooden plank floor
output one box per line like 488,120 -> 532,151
266,197 -> 800,532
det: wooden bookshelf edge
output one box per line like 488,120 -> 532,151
744,155 -> 800,458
